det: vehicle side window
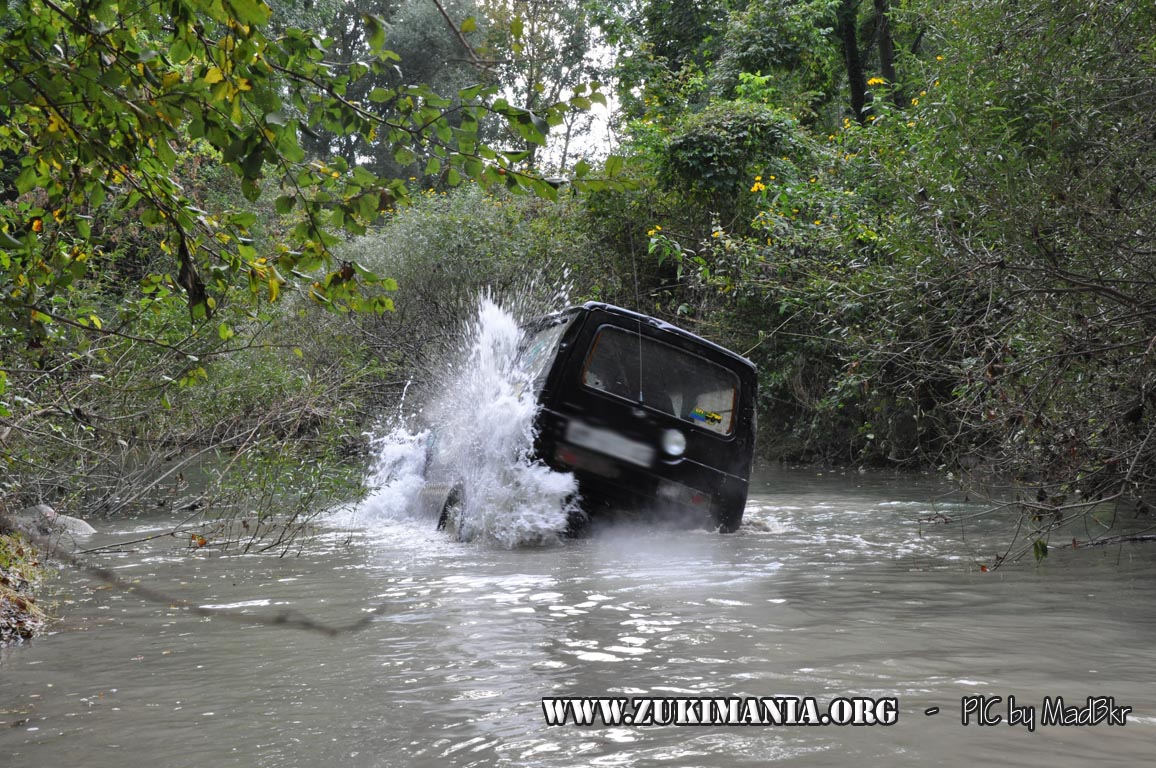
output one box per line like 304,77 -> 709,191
519,320 -> 569,395
581,326 -> 739,435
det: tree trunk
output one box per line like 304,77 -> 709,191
837,0 -> 868,123
874,0 -> 901,106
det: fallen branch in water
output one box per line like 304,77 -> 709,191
2,515 -> 388,637
1073,534 -> 1156,549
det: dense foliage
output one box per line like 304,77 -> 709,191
0,0 -> 610,541
592,0 -> 1156,562
1,0 -> 1153,569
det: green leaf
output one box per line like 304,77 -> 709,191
532,178 -> 558,202
356,192 -> 379,220
1032,538 -> 1049,562
530,113 -> 549,140
364,13 -> 387,53
227,0 -> 271,26
170,38 -> 192,63
230,212 -> 258,228
393,147 -> 416,166
14,165 -> 39,194
274,195 -> 296,215
352,165 -> 377,185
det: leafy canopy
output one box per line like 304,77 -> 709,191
0,0 -> 611,354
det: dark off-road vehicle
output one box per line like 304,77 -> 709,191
425,302 -> 758,534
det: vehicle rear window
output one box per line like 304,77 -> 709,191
580,326 -> 739,435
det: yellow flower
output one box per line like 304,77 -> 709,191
31,218 -> 43,233
754,175 -> 762,181
867,77 -> 886,86
911,97 -> 919,106
750,182 -> 766,193
813,220 -> 822,226
769,175 -> 775,180
936,55 -> 944,61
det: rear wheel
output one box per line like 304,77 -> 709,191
562,492 -> 590,537
436,484 -> 465,532
713,491 -> 747,533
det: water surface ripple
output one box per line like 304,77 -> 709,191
3,468 -> 1155,767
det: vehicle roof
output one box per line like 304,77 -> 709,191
573,302 -> 757,372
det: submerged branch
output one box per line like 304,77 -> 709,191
21,523 -> 389,637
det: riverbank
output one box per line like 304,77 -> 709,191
0,534 -> 44,645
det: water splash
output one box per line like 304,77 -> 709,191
357,295 -> 578,548
426,297 -> 578,547
357,425 -> 431,522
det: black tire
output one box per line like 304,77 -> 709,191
436,483 -> 465,532
713,492 -> 747,533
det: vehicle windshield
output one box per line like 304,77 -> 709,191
580,326 -> 739,435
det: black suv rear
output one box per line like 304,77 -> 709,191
521,303 -> 757,532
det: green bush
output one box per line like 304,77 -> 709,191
335,184 -> 599,396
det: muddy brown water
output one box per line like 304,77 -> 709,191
2,467 -> 1154,767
